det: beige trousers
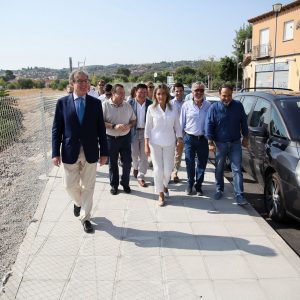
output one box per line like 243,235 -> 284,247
63,148 -> 97,222
131,129 -> 148,179
172,142 -> 184,176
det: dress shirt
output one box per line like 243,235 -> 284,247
102,99 -> 136,137
205,100 -> 248,142
184,93 -> 193,101
88,89 -> 99,98
145,104 -> 182,147
136,101 -> 146,128
180,99 -> 210,136
98,94 -> 111,103
171,97 -> 185,116
73,94 -> 86,111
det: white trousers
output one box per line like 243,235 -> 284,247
131,129 -> 148,179
149,143 -> 175,194
63,148 -> 97,222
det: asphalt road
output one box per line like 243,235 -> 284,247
223,166 -> 300,257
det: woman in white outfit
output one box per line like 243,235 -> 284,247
144,84 -> 183,206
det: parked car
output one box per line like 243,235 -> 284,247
234,89 -> 300,221
206,95 -> 220,104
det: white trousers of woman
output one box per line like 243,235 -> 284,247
149,143 -> 175,194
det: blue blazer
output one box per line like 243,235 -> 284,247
52,94 -> 108,164
128,98 -> 152,142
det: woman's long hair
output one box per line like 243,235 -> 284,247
153,84 -> 172,110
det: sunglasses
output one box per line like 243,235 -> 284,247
148,86 -> 154,89
194,89 -> 205,92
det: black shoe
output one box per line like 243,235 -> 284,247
186,186 -> 193,195
196,188 -> 203,196
110,186 -> 118,195
122,184 -> 131,193
83,220 -> 94,233
120,181 -> 131,193
73,204 -> 81,217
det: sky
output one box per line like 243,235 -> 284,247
0,0 -> 292,70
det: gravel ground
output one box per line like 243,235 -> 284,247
0,93 -> 61,285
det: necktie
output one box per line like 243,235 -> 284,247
76,97 -> 85,124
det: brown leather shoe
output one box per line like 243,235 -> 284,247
173,175 -> 180,183
133,169 -> 138,178
138,179 -> 148,187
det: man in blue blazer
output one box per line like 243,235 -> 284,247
52,70 -> 108,233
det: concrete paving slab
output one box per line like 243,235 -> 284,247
2,161 -> 300,300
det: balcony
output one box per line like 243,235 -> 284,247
252,43 -> 271,60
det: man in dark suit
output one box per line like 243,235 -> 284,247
52,70 -> 108,233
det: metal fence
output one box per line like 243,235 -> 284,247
0,90 -> 64,281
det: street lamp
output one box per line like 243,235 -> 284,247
272,3 -> 282,89
236,61 -> 242,92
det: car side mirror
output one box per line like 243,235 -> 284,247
250,126 -> 269,138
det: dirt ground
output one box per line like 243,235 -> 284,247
0,89 -> 64,287
8,88 -> 64,98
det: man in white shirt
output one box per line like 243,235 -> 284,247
128,84 -> 152,187
171,83 -> 185,183
98,83 -> 112,103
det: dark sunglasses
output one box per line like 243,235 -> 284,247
148,86 -> 154,89
194,89 -> 205,92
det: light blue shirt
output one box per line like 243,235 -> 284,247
171,97 -> 185,116
73,93 -> 86,109
180,99 -> 211,136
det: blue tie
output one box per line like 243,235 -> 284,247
76,97 -> 85,124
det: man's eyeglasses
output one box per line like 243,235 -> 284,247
74,79 -> 90,84
194,89 -> 205,92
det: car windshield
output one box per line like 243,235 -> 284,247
277,97 -> 300,141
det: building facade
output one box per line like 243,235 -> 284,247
243,0 -> 300,91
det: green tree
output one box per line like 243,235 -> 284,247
17,78 -> 34,89
233,23 -> 252,62
218,56 -> 236,82
0,89 -> 9,97
33,80 -> 46,89
116,67 -> 131,77
175,66 -> 195,76
4,70 -> 16,81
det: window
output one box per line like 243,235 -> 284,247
283,20 -> 294,41
270,109 -> 288,139
242,96 -> 256,120
250,98 -> 271,128
259,29 -> 269,57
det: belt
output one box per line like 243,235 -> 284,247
136,128 -> 144,130
219,139 -> 240,144
186,133 -> 205,140
107,134 -> 127,139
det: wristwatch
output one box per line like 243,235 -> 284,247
112,124 -> 116,129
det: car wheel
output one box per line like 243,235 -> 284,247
264,172 -> 286,221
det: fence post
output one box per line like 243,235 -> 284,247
39,90 -> 49,177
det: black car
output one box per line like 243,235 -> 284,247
234,90 -> 300,222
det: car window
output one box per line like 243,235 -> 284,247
277,97 -> 300,140
241,96 -> 256,119
250,98 -> 271,128
270,108 -> 288,139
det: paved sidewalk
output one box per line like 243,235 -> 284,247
2,162 -> 300,299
